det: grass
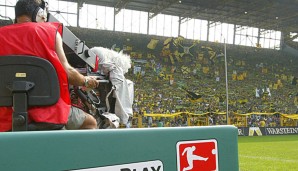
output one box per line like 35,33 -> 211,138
238,135 -> 298,171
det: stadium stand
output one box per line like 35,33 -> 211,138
59,27 -> 298,128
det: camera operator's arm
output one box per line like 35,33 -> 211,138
55,32 -> 98,88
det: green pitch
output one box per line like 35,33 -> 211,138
238,135 -> 298,171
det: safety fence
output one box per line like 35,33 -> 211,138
131,111 -> 298,128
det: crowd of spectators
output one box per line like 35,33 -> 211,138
125,38 -> 298,127
66,27 -> 298,127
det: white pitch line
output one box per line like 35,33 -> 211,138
239,155 -> 298,163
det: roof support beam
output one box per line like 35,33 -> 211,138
115,0 -> 132,15
179,7 -> 200,23
149,0 -> 180,20
77,0 -> 85,8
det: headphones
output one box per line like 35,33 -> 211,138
32,0 -> 49,22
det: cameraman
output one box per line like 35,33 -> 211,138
0,0 -> 98,131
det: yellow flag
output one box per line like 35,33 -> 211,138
147,39 -> 159,50
203,67 -> 209,74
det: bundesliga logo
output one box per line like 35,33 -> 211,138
176,139 -> 218,171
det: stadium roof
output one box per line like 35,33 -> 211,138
63,0 -> 298,33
